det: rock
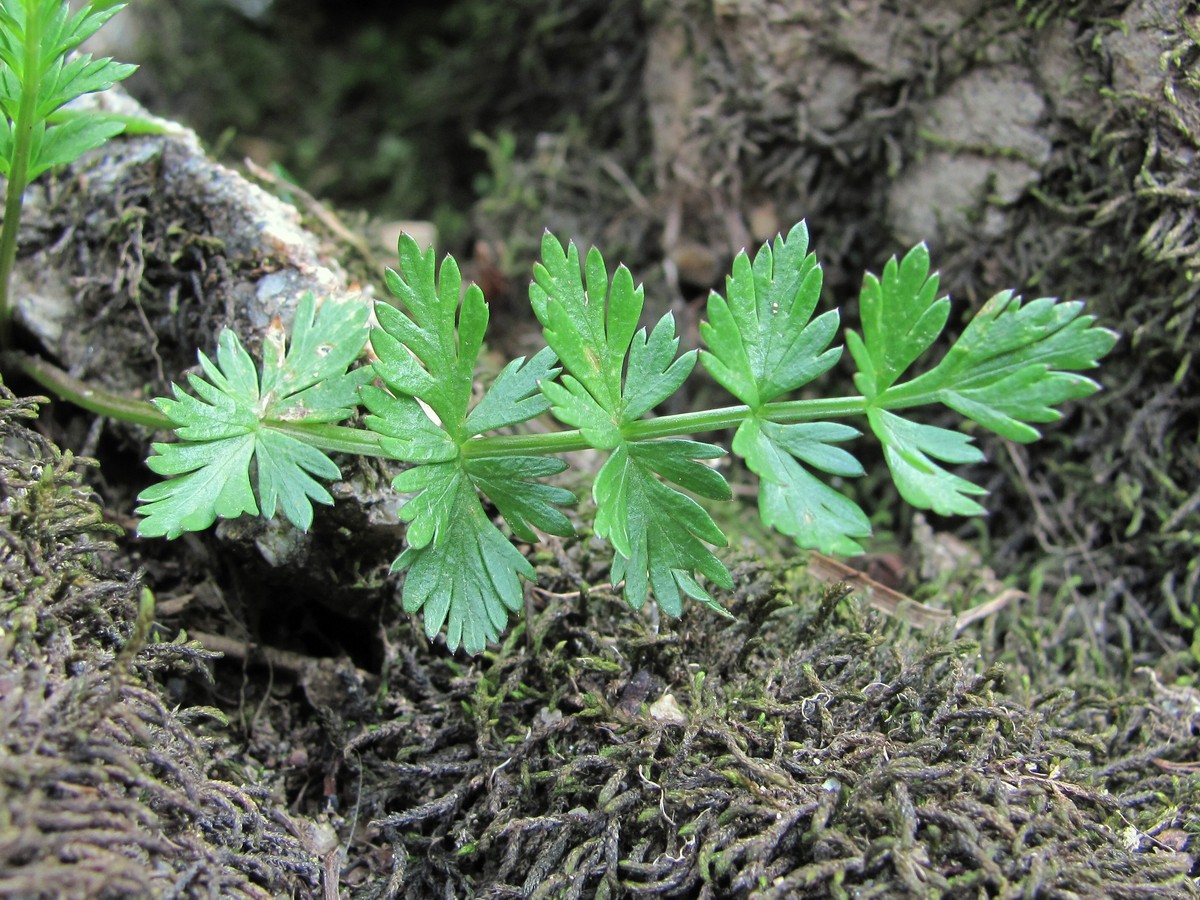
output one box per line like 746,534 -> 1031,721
12,89 -> 402,617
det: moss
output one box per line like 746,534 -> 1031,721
0,384 -> 319,897
331,567 -> 1198,897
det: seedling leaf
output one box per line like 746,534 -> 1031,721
0,0 -> 136,179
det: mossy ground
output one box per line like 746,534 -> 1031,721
0,387 -> 319,896
0,0 -> 1197,896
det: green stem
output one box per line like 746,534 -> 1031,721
462,426 -> 590,457
464,395 -> 869,458
9,344 -> 872,465
0,5 -> 44,351
629,395 -> 870,439
5,351 -> 172,428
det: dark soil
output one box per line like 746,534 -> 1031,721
1,0 -> 1197,897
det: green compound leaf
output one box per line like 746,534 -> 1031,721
134,224 -> 1116,656
594,440 -> 733,616
733,418 -> 870,556
700,222 -> 842,408
845,243 -> 947,401
136,294 -> 370,538
0,0 -> 136,179
391,463 -> 534,655
880,291 -> 1120,443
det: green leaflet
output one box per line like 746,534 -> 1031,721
137,294 -> 372,538
846,243 -> 947,401
622,313 -> 697,422
594,440 -> 733,615
700,222 -> 841,408
363,233 -> 575,653
530,232 -> 697,445
373,244 -> 483,441
369,235 -> 561,447
867,410 -> 987,516
387,452 -> 576,655
385,457 -> 571,654
391,467 -> 535,655
138,433 -> 258,536
360,387 -> 457,464
465,455 -> 575,543
733,419 -> 870,556
529,233 -> 636,427
531,234 -> 734,615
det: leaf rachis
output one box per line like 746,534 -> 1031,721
140,224 -> 1118,653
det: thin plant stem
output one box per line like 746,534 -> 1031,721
462,395 -> 870,458
5,351 -> 171,428
0,3 -> 43,351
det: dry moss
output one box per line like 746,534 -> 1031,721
0,385 -> 320,897
327,563 -> 1198,897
